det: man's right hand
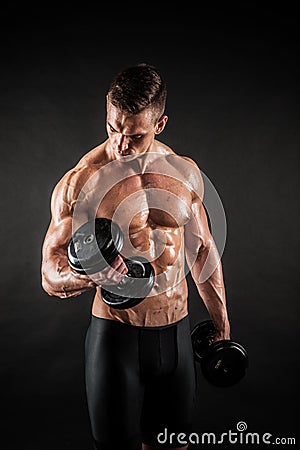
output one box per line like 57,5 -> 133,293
83,255 -> 128,286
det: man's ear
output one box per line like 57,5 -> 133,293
154,115 -> 168,135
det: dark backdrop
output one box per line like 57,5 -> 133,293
0,7 -> 299,450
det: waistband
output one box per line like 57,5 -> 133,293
91,314 -> 190,331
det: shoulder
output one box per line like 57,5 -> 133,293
165,153 -> 204,199
155,141 -> 201,174
150,143 -> 204,198
51,144 -> 107,210
180,155 -> 199,167
77,143 -> 107,166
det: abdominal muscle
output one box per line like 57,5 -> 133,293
91,215 -> 189,327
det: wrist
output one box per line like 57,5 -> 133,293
213,319 -> 231,341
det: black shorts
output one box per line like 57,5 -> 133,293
85,315 -> 196,449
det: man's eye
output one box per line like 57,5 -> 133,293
108,124 -> 116,133
132,135 -> 142,140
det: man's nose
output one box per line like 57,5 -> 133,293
117,134 -> 129,150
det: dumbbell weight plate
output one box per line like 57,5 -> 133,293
201,340 -> 248,387
101,256 -> 155,309
68,218 -> 123,274
191,319 -> 248,387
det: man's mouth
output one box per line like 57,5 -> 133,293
118,149 -> 132,156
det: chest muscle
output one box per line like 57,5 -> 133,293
96,173 -> 192,229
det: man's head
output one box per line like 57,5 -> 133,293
107,63 -> 167,123
106,64 -> 168,158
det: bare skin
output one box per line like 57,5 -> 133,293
41,101 -> 230,449
42,101 -> 230,337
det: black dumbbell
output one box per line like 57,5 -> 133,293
191,320 -> 248,387
67,218 -> 155,309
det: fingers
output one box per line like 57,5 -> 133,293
71,255 -> 128,286
94,255 -> 128,285
104,255 -> 128,284
110,255 -> 128,274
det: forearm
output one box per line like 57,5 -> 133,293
189,245 -> 230,339
41,251 -> 95,298
194,269 -> 230,339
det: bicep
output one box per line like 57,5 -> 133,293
42,176 -> 88,261
185,196 -> 224,284
42,216 -> 73,261
185,198 -> 212,256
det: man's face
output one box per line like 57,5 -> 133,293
106,101 -> 161,159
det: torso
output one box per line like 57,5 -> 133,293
71,140 -> 198,326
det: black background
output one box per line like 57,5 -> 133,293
0,6 -> 299,449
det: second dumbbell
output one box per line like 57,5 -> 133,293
191,320 -> 248,387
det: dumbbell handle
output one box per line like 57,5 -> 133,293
68,218 -> 155,309
101,257 -> 150,291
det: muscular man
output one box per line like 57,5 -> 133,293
41,64 -> 230,450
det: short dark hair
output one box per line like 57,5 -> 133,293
107,63 -> 167,122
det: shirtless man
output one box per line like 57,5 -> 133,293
41,64 -> 230,450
